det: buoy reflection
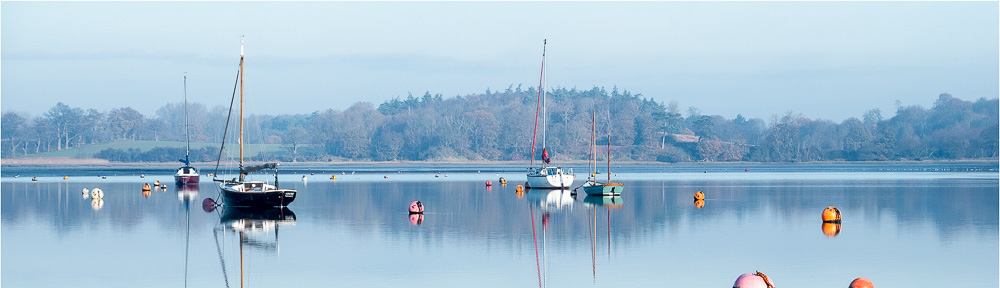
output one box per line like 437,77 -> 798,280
409,214 -> 424,226
822,222 -> 842,237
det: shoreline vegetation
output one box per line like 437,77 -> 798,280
2,157 -> 996,168
3,90 -> 997,164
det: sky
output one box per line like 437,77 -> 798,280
2,1 -> 997,122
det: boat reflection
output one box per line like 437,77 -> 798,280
526,188 -> 575,211
177,184 -> 199,202
214,206 -> 296,288
584,195 -> 623,282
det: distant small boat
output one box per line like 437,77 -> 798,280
175,75 -> 200,185
582,110 -> 624,196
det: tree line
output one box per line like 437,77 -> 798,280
2,87 -> 997,162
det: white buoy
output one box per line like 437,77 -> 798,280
91,188 -> 103,199
302,175 -> 308,182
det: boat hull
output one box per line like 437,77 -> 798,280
526,166 -> 575,189
175,175 -> 200,185
584,182 -> 624,196
220,184 -> 296,207
174,166 -> 200,185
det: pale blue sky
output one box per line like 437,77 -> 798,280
2,1 -> 997,121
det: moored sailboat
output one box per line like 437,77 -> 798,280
526,39 -> 574,189
175,75 -> 201,185
214,37 -> 296,207
582,110 -> 624,196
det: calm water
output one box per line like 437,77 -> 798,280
2,164 -> 997,287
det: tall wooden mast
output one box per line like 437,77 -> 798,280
239,36 -> 245,173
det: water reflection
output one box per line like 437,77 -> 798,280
214,206 -> 297,287
1,169 -> 997,287
526,188 -> 575,211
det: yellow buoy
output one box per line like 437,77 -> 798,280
822,206 -> 842,223
63,176 -> 69,180
330,175 -> 337,180
694,191 -> 705,200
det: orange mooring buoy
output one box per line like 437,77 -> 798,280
849,277 -> 874,288
142,183 -> 151,191
694,191 -> 705,200
515,185 -> 524,193
822,206 -> 842,223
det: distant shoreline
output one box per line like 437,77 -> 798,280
2,157 -> 996,168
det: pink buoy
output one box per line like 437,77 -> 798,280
202,198 -> 217,212
486,180 -> 492,186
733,272 -> 774,288
409,201 -> 424,214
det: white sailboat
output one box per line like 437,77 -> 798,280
526,39 -> 574,189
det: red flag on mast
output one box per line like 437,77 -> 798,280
542,148 -> 551,164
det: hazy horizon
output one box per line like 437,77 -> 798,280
2,1 -> 997,122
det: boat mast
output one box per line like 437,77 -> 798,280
591,110 -> 596,180
607,130 -> 612,183
184,74 -> 190,165
239,36 -> 245,177
529,39 -> 546,167
541,40 -> 547,154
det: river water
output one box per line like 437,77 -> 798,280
2,163 -> 997,287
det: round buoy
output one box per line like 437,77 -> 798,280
302,175 -> 308,181
154,180 -> 161,186
330,175 -> 337,180
101,176 -> 107,179
822,222 -> 841,237
733,272 -> 774,288
409,213 -> 424,226
694,191 -> 705,200
486,180 -> 492,186
140,174 -> 145,178
142,183 -> 151,191
409,201 -> 424,214
63,176 -> 69,180
32,177 -> 38,181
849,277 -> 874,288
499,177 -> 507,186
694,199 -> 705,209
202,198 -> 217,212
822,206 -> 842,223
384,175 -> 388,179
91,188 -> 103,199
515,185 -> 524,193
160,184 -> 166,190
435,174 -> 439,178
82,188 -> 90,199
